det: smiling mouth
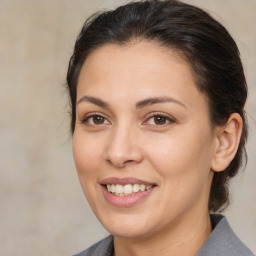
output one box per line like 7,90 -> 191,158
104,184 -> 154,196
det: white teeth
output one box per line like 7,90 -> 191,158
146,185 -> 152,190
111,184 -> 116,192
133,184 -> 140,192
114,192 -> 125,196
140,184 -> 146,191
124,184 -> 133,194
106,183 -> 154,196
115,184 -> 124,194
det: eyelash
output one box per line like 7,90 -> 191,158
81,112 -> 110,125
143,112 -> 175,127
81,112 -> 175,127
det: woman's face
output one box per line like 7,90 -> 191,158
73,41 -> 217,239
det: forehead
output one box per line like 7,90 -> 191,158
78,41 -> 192,89
77,41 -> 208,113
81,40 -> 187,72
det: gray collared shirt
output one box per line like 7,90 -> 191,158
73,214 -> 254,256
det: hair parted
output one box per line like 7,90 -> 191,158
66,0 -> 248,212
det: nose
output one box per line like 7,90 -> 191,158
105,123 -> 143,168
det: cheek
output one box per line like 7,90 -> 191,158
145,132 -> 213,216
72,131 -> 105,210
72,132 -> 103,179
146,128 -> 214,187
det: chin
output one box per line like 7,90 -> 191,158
107,224 -> 152,239
96,211 -> 158,239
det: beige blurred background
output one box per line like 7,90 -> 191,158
0,0 -> 255,255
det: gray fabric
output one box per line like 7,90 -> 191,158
196,214 -> 254,256
73,214 -> 255,256
73,235 -> 113,256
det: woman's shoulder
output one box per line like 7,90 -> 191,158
72,235 -> 113,256
196,214 -> 255,256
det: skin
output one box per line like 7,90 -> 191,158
73,41 -> 242,256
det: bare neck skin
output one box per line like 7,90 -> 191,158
113,211 -> 212,256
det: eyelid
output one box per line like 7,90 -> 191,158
81,112 -> 111,125
143,112 -> 176,125
80,111 -> 175,127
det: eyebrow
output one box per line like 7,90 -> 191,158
76,95 -> 187,109
77,96 -> 110,108
135,96 -> 187,109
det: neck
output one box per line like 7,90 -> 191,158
113,211 -> 212,256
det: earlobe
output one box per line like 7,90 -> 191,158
211,113 -> 243,172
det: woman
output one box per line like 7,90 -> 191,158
66,0 -> 254,255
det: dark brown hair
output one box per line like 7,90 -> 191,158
66,0 -> 248,212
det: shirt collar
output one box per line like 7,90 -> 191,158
196,214 -> 254,256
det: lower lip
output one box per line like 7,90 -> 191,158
101,185 -> 155,207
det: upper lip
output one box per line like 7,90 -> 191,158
100,177 -> 156,186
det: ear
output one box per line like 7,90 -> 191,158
211,113 -> 243,172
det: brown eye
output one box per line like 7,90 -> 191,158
93,115 -> 105,124
82,114 -> 110,126
154,116 -> 167,125
144,114 -> 175,126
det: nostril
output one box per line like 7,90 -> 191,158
124,160 -> 133,164
104,147 -> 143,167
105,157 -> 126,167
